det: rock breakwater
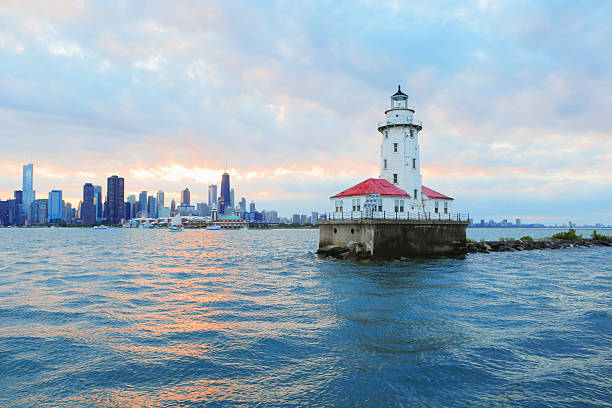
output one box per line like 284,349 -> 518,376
467,238 -> 612,254
317,238 -> 611,260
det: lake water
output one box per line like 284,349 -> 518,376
1,228 -> 611,407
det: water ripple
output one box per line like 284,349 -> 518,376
0,228 -> 610,407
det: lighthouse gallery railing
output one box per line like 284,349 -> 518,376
323,211 -> 470,222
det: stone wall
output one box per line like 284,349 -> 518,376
319,219 -> 468,258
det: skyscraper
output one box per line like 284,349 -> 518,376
156,190 -> 164,213
147,196 -> 157,218
126,195 -> 136,219
63,202 -> 74,223
230,188 -> 235,209
82,183 -> 95,224
171,199 -> 176,213
13,190 -> 25,226
311,211 -> 319,225
48,190 -> 63,222
219,173 -> 230,215
22,163 -> 35,220
208,185 -> 217,207
30,199 -> 48,224
22,163 -> 33,191
249,201 -> 256,213
106,175 -> 124,224
138,191 -> 147,215
0,200 -> 9,226
181,188 -> 190,206
239,197 -> 246,214
93,185 -> 103,221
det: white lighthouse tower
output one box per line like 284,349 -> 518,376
378,86 -> 424,213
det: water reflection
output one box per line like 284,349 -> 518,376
0,229 -> 610,407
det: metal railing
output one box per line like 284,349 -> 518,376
378,119 -> 422,128
323,211 -> 470,222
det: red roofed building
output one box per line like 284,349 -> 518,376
330,178 -> 410,199
421,186 -> 453,215
330,178 -> 412,215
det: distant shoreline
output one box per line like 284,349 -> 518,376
468,226 -> 612,230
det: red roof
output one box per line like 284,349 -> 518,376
330,178 -> 410,199
422,186 -> 452,200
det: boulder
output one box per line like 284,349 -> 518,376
317,245 -> 350,257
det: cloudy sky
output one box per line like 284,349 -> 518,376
1,0 -> 611,223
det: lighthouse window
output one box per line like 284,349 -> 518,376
394,200 -> 405,212
393,143 -> 398,152
377,199 -> 383,212
444,202 -> 448,214
383,159 -> 387,169
412,158 -> 416,169
393,174 -> 398,184
384,130 -> 388,139
414,189 -> 418,200
335,200 -> 343,213
435,201 -> 439,213
410,129 -> 415,138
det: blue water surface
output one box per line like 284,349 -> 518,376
0,228 -> 611,407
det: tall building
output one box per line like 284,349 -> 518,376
156,190 -> 164,213
126,195 -> 136,219
196,202 -> 210,217
311,211 -> 319,225
230,188 -> 235,208
63,202 -> 75,223
181,188 -> 190,206
30,199 -> 48,224
106,175 -> 124,224
13,190 -> 26,226
93,185 -> 103,221
22,164 -> 33,191
7,199 -> 17,225
22,163 -> 35,220
48,190 -> 63,222
208,185 -> 217,207
249,201 -> 256,213
147,196 -> 157,218
171,199 -> 176,213
219,173 -> 230,215
82,183 -> 95,224
239,197 -> 246,214
0,200 -> 9,226
124,201 -> 132,220
138,191 -> 147,215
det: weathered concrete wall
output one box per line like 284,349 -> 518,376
319,219 -> 468,258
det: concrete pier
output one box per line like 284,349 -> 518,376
318,219 -> 468,258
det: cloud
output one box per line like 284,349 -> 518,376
133,55 -> 165,71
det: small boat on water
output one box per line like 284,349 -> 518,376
206,225 -> 221,230
168,225 -> 183,232
93,225 -> 109,229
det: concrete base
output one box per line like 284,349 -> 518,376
318,219 -> 468,258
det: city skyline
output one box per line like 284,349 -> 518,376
1,2 -> 611,223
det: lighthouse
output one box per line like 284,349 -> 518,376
378,86 -> 423,212
327,86 -> 453,218
318,85 -> 468,259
